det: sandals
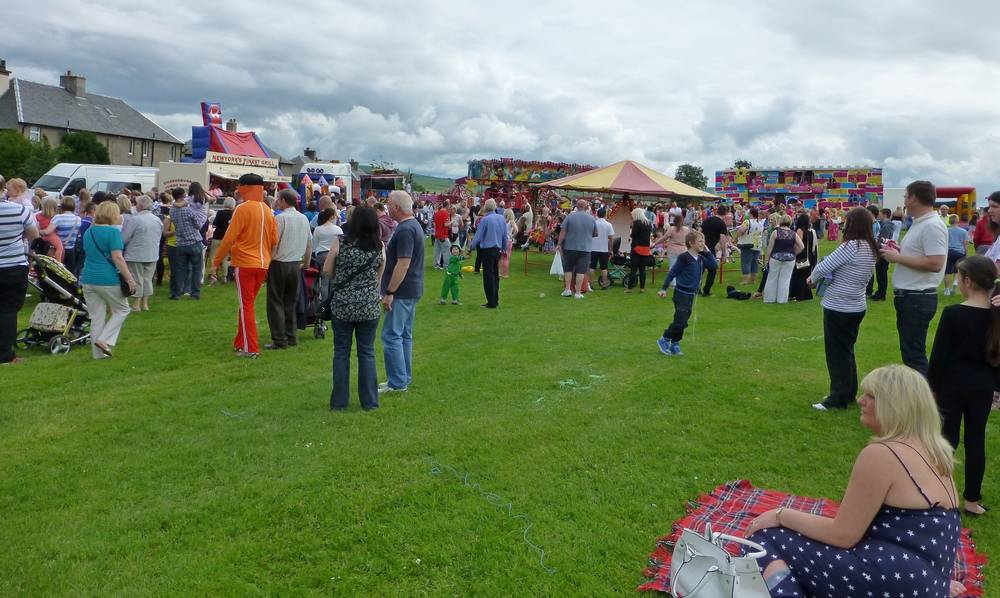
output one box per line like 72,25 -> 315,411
93,342 -> 113,357
963,503 -> 989,517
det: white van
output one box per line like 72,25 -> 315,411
33,164 -> 158,199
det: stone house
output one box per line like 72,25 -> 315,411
0,60 -> 182,166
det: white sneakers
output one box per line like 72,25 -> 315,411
574,293 -> 584,299
378,382 -> 408,395
560,290 -> 573,297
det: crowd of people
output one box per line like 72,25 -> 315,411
1,172 -> 997,596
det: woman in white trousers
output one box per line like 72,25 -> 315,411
762,214 -> 804,304
80,202 -> 138,358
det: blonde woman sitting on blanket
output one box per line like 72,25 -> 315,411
744,365 -> 965,597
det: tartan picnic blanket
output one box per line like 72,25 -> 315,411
638,480 -> 987,596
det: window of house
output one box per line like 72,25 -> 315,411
141,140 -> 148,157
170,145 -> 176,160
29,126 -> 41,142
128,139 -> 135,156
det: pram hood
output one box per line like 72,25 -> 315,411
33,254 -> 86,308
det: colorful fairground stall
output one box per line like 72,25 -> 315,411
464,159 -> 598,211
715,166 -> 883,209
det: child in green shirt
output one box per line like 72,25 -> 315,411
440,244 -> 464,305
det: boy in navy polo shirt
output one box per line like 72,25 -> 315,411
657,230 -> 716,356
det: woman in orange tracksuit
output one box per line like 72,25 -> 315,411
211,174 -> 278,357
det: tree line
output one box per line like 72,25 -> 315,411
0,130 -> 110,184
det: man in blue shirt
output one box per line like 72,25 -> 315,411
943,214 -> 969,296
470,198 -> 509,309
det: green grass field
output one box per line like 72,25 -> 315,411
3,242 -> 996,596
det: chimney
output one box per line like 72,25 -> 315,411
225,118 -> 238,132
304,147 -> 317,161
60,70 -> 86,97
0,60 -> 9,94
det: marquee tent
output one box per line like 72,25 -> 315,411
535,160 -> 717,199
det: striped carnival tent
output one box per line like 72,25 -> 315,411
534,160 -> 718,200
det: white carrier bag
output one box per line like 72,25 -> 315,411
670,523 -> 771,598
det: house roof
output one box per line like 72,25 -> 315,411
0,79 -> 181,144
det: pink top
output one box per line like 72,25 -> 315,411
664,226 -> 690,256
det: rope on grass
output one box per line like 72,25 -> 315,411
220,409 -> 251,419
424,456 -> 556,575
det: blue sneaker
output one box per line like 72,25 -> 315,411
670,342 -> 684,356
656,337 -> 672,355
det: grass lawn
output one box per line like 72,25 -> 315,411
2,241 -> 996,596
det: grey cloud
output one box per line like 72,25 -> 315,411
696,97 -> 800,150
4,0 -> 1000,190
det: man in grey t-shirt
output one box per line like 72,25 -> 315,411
380,191 -> 425,393
556,199 -> 597,298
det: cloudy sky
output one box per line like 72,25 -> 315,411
5,0 -> 1000,189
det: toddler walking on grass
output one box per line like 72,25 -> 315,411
657,231 -> 716,356
439,244 -> 464,305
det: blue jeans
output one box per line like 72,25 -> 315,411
174,243 -> 203,298
381,297 -> 418,389
331,318 -> 379,410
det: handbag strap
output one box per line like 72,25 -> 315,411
330,247 -> 380,292
86,228 -> 116,266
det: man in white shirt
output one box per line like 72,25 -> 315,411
588,207 -> 615,289
265,189 -> 312,350
882,180 -> 947,375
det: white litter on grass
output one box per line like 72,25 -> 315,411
539,292 -> 546,298
558,378 -> 592,390
784,335 -> 823,342
424,457 -> 555,574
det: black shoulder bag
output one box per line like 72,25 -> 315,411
86,228 -> 135,296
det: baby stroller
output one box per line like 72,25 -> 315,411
17,253 -> 91,355
608,237 -> 630,286
299,266 -> 327,339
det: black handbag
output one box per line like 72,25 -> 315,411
86,229 -> 134,297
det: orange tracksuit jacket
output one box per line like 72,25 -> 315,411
213,194 -> 278,270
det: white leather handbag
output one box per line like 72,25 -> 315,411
669,524 -> 771,598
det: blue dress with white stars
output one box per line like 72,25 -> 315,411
748,442 -> 960,598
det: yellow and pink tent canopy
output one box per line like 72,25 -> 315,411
534,160 -> 717,199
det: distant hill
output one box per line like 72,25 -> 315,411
410,173 -> 456,193
357,165 -> 456,194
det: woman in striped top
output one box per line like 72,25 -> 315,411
808,207 -> 879,410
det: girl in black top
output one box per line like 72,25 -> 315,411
626,209 -> 653,292
788,213 -> 815,301
928,255 -> 1000,516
